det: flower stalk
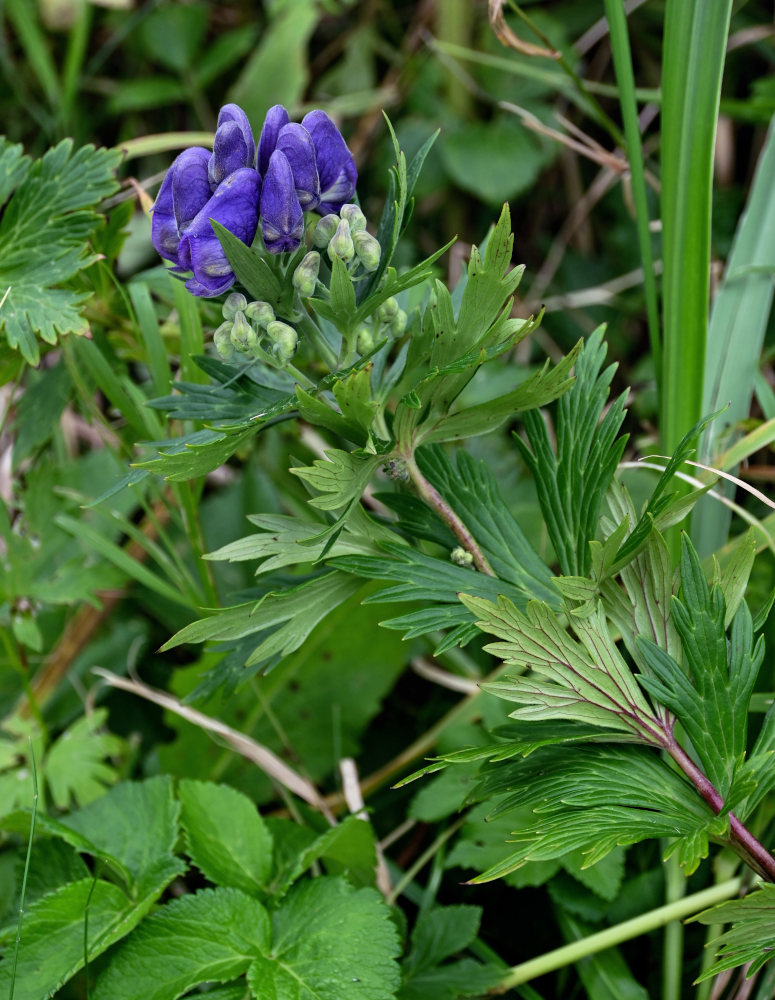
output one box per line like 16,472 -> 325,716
664,735 -> 775,882
403,453 -> 495,576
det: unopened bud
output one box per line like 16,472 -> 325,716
340,203 -> 367,233
352,230 -> 380,272
327,218 -> 354,263
222,292 -> 248,320
451,546 -> 474,568
245,300 -> 275,328
391,308 -> 408,336
214,321 -> 235,359
313,214 -> 340,248
377,297 -> 399,322
266,320 -> 298,363
382,458 -> 410,483
230,310 -> 253,352
292,251 -> 320,298
356,325 -> 374,355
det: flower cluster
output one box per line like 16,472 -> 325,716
311,203 -> 381,272
354,295 -> 406,354
213,292 -> 298,365
151,103 -> 357,297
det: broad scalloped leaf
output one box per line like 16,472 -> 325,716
59,775 -> 180,895
179,779 -> 273,895
0,878 -> 132,1000
247,876 -> 401,1000
92,887 -> 271,1000
0,138 -> 120,364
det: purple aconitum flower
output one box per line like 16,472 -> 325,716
301,110 -> 358,215
256,105 -> 357,252
151,147 -> 212,265
276,123 -> 320,211
177,167 -> 261,296
257,104 -> 290,176
208,103 -> 256,186
260,150 -> 304,254
151,103 -> 261,297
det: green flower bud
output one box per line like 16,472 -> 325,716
450,546 -> 474,568
377,296 -> 399,322
222,292 -> 248,320
292,250 -> 321,298
313,213 -> 340,248
356,324 -> 375,355
245,300 -> 275,328
230,310 -> 253,352
266,320 -> 298,363
214,321 -> 235,359
352,230 -> 381,272
382,458 -> 410,483
340,203 -> 367,233
391,308 -> 408,336
327,218 -> 354,263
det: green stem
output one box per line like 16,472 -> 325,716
295,313 -> 339,371
403,454 -> 495,576
490,878 -> 743,992
662,853 -> 685,1000
116,132 -> 214,161
286,364 -> 314,389
386,816 -> 466,906
176,483 -> 218,606
603,0 -> 661,382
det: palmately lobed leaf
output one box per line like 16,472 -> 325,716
516,326 -> 627,577
637,535 -> 764,798
44,708 -> 124,810
460,745 -> 725,882
247,876 -> 401,1000
461,593 -> 662,741
0,138 -> 120,364
693,884 -> 775,981
290,449 -> 381,511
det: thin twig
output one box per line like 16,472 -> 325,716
93,668 -> 336,823
339,757 -> 392,898
411,657 -> 479,694
404,454 -> 495,576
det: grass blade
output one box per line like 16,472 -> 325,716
660,0 -> 733,460
604,0 -> 661,380
693,117 -> 775,555
9,737 -> 38,1000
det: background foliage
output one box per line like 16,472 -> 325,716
1,1 -> 775,999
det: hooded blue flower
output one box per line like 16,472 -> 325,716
301,110 -> 357,214
255,105 -> 357,253
257,104 -> 290,176
151,147 -> 212,266
260,150 -> 304,254
276,122 -> 320,210
178,167 -> 261,296
151,103 -> 262,297
208,103 -> 256,186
